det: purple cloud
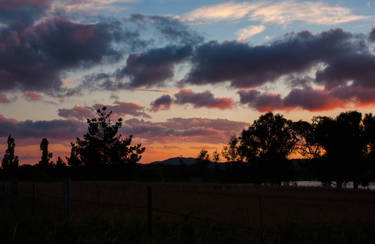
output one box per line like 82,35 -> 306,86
58,100 -> 150,121
123,117 -> 248,143
150,89 -> 234,111
183,29 -> 372,91
115,45 -> 192,88
174,89 -> 234,110
239,86 -> 349,112
150,95 -> 173,111
369,27 -> 375,42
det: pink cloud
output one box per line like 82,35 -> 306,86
24,91 -> 42,101
150,89 -> 234,111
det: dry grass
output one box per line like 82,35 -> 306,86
3,181 -> 375,229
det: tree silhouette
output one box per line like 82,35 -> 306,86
312,112 -> 367,188
221,136 -> 241,162
66,142 -> 82,168
55,156 -> 66,169
364,113 -> 375,158
239,112 -> 296,162
1,135 -> 19,170
38,138 -> 53,168
293,120 -> 325,159
71,106 -> 145,167
195,149 -> 210,180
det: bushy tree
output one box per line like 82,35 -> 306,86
313,112 -> 367,188
2,135 -> 19,170
38,138 -> 53,168
221,136 -> 241,162
71,106 -> 145,167
293,120 -> 325,159
238,112 -> 297,162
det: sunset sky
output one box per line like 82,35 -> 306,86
0,0 -> 375,164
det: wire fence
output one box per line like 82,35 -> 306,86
1,179 -> 375,239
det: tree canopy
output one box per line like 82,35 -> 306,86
68,106 -> 145,167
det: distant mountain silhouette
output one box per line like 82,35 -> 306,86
149,157 -> 196,166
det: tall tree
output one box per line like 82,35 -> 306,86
293,120 -> 325,160
39,138 -> 53,168
238,112 -> 297,162
314,111 -> 366,188
2,135 -> 19,170
71,106 -> 145,167
236,112 -> 297,183
221,136 -> 241,162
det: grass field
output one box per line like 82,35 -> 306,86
1,181 -> 375,243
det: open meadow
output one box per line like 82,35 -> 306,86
2,181 -> 375,243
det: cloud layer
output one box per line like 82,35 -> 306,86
0,114 -> 248,145
150,89 -> 234,111
182,1 -> 368,25
58,100 -> 150,120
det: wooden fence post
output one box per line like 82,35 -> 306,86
258,194 -> 264,244
147,186 -> 152,240
11,179 -> 18,215
32,183 -> 36,216
64,178 -> 71,218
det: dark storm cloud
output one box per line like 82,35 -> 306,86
239,87 -> 347,112
174,89 -> 234,110
0,17 -> 128,95
0,0 -> 51,26
122,117 -> 248,143
150,95 -> 173,111
150,89 -> 234,111
369,27 -> 375,42
0,114 -> 247,144
58,100 -> 150,121
0,6 -> 204,97
0,93 -> 12,104
115,45 -> 193,88
315,52 -> 375,90
183,29 -> 371,89
0,114 -> 85,140
58,104 -> 94,120
283,87 -> 345,111
239,90 -> 284,112
128,14 -> 204,46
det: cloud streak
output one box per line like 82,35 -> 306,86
182,1 -> 368,25
0,114 -> 248,145
58,100 -> 150,120
236,25 -> 265,42
150,89 -> 234,111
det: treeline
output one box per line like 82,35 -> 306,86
2,108 -> 375,188
197,111 -> 375,188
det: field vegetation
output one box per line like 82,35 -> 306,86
2,181 -> 375,243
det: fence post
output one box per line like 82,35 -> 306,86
32,183 -> 36,216
64,178 -> 71,218
147,186 -> 152,240
258,194 -> 264,244
11,179 -> 18,215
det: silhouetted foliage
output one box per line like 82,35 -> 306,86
71,106 -> 145,167
293,120 -> 325,160
55,156 -> 66,169
1,135 -> 19,171
3,110 -> 375,185
66,142 -> 82,168
221,136 -> 241,162
238,112 -> 297,162
38,138 -> 53,168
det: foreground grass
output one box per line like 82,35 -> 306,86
1,214 -> 375,244
2,181 -> 375,243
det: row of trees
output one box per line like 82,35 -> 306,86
1,107 -> 146,172
202,111 -> 375,188
3,107 -> 375,187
